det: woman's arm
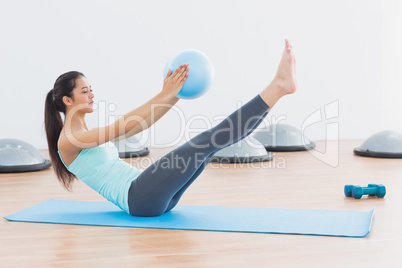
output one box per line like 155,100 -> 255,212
111,96 -> 180,142
60,65 -> 189,151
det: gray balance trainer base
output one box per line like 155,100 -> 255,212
0,139 -> 51,173
113,136 -> 150,158
252,123 -> 315,152
209,136 -> 273,164
354,130 -> 402,158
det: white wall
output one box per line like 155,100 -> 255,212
0,0 -> 396,150
381,0 -> 402,132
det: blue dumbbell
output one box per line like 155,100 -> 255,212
344,184 -> 386,199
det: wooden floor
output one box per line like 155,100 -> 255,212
1,140 -> 401,267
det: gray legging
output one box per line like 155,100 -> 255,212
128,94 -> 270,216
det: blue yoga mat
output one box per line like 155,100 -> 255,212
4,199 -> 374,237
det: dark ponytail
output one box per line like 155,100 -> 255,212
44,71 -> 85,191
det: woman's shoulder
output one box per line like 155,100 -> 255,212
58,131 -> 71,141
58,130 -> 84,166
58,129 -> 84,153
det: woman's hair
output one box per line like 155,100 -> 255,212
44,71 -> 85,191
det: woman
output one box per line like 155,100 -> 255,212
44,40 -> 297,217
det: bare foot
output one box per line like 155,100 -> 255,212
259,39 -> 297,109
274,39 -> 298,95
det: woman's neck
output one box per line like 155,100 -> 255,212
64,111 -> 88,132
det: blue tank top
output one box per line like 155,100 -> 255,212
57,133 -> 143,214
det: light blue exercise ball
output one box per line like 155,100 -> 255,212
164,49 -> 214,99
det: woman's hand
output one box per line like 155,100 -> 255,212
162,64 -> 189,98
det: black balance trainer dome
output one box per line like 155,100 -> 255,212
252,123 -> 315,152
354,131 -> 402,158
0,139 -> 51,173
209,136 -> 273,163
113,136 -> 150,158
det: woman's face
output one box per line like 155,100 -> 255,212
66,76 -> 95,114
